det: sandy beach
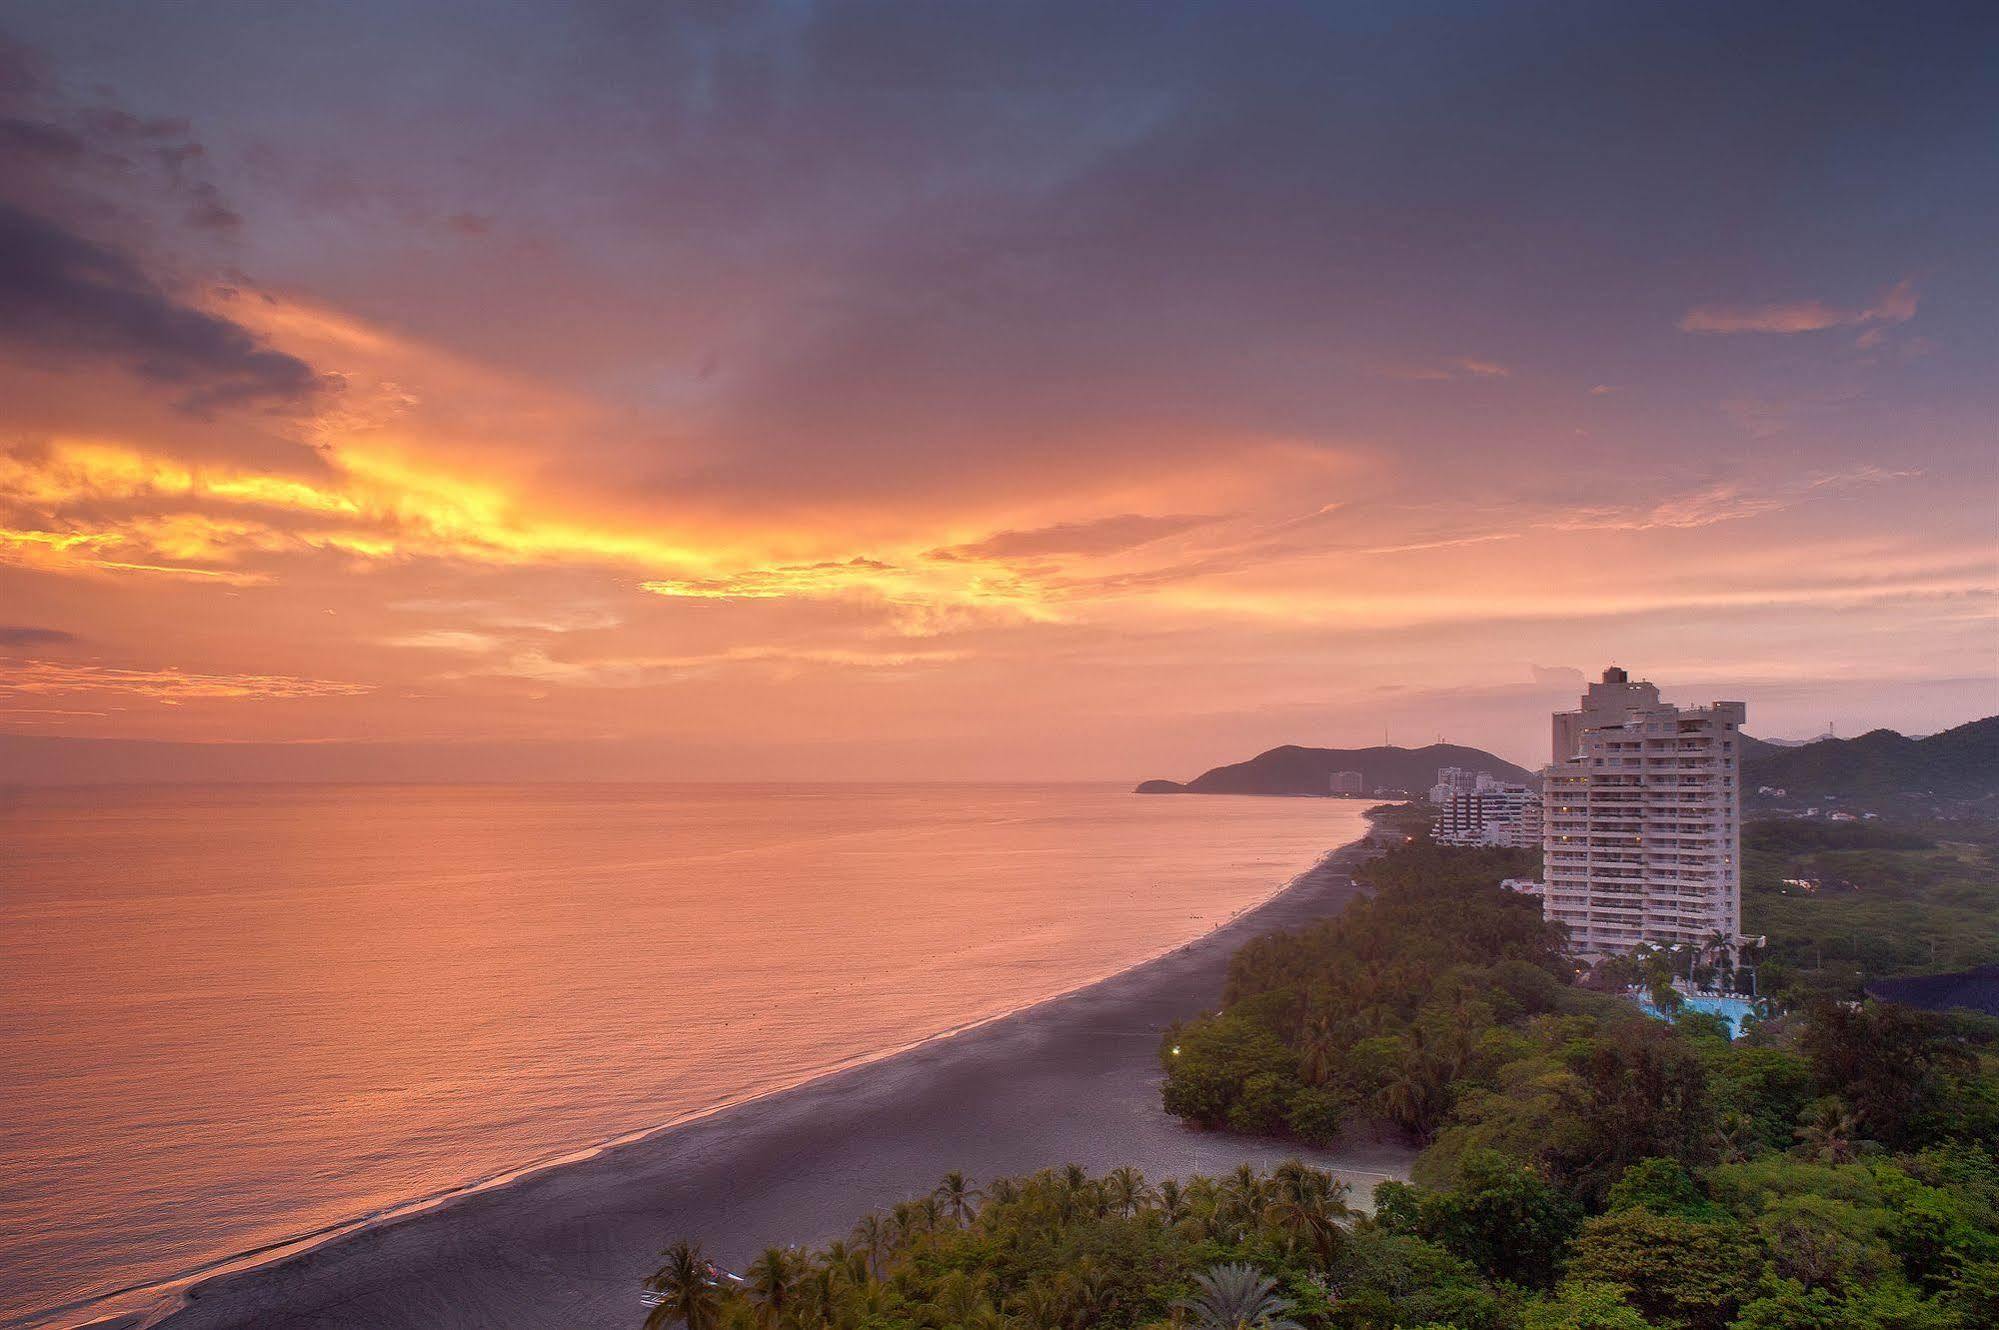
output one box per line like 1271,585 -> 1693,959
128,832 -> 1410,1330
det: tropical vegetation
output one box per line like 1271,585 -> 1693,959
643,1161 -> 1359,1330
1740,716 -> 1999,804
1150,839 -> 1999,1327
1740,817 -> 1999,1003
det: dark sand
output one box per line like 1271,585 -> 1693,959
133,835 -> 1410,1330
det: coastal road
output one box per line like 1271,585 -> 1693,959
141,840 -> 1411,1330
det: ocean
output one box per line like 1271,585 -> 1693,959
0,783 -> 1367,1328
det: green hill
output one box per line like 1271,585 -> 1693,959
1136,742 -> 1531,796
1742,716 -> 1999,800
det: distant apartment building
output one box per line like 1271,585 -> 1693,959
1329,770 -> 1365,795
1428,766 -> 1482,803
1541,667 -> 1746,957
1434,771 -> 1542,849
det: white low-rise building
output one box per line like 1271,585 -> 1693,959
1434,770 -> 1542,848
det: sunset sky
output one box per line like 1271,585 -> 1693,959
1,1 -> 1994,779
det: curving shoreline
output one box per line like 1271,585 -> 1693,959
105,832 -> 1407,1330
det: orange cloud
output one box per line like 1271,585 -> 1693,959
926,513 -> 1218,561
639,558 -> 903,601
1679,278 -> 1918,334
0,436 -> 726,582
0,526 -> 271,583
1,434 -> 1074,633
639,556 -> 1061,635
445,643 -> 971,688
0,660 -> 371,702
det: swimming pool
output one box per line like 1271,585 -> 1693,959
1634,991 -> 1758,1038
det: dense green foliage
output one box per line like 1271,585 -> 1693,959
1363,802 -> 1439,840
1742,819 -> 1999,1001
1150,841 -> 1999,1328
1741,716 -> 1999,802
645,1161 -> 1366,1330
1165,842 -> 1564,1148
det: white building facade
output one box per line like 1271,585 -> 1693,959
1434,773 -> 1542,848
1541,667 -> 1747,957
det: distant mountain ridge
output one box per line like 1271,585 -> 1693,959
1135,742 -> 1532,797
1137,715 -> 1997,802
1741,716 -> 1998,801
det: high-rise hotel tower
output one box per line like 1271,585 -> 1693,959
1541,668 -> 1746,956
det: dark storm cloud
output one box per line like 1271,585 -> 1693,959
0,112 -> 83,160
0,37 -> 324,412
0,203 -> 325,411
0,36 -> 239,230
0,626 -> 79,646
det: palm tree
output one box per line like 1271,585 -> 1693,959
851,1212 -> 893,1280
934,1171 -> 981,1226
1298,1017 -> 1341,1084
1713,1110 -> 1758,1164
1011,1279 -> 1070,1330
1593,951 -> 1642,993
1262,1161 -> 1351,1265
1184,1175 -> 1222,1238
1377,1057 -> 1441,1137
1796,1100 -> 1859,1164
1157,1177 -> 1191,1226
1633,947 -> 1682,1015
1633,943 -> 1670,987
1352,1001 -> 1398,1036
1702,929 -> 1735,991
1738,939 -> 1766,997
839,1278 -> 900,1326
644,1240 -> 724,1330
888,1199 -> 919,1247
819,1239 -> 867,1288
985,1176 -> 1021,1207
918,1269 -> 997,1330
1104,1165 -> 1154,1217
793,1263 -> 841,1330
1174,1263 -> 1304,1330
1214,1165 -> 1266,1242
1065,1257 -> 1112,1324
1051,1163 -> 1096,1223
745,1247 -> 803,1330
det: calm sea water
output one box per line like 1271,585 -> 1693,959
0,783 -> 1365,1328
